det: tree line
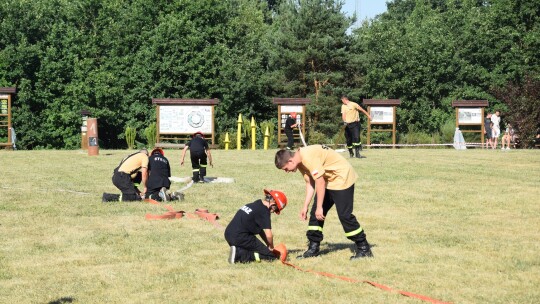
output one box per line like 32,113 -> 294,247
1,0 -> 538,149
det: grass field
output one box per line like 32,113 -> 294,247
1,148 -> 539,304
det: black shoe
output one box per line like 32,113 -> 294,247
348,149 -> 354,158
350,241 -> 373,260
298,241 -> 320,259
355,147 -> 366,158
170,191 -> 185,201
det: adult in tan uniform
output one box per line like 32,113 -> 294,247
275,145 -> 373,260
341,96 -> 371,158
107,149 -> 149,201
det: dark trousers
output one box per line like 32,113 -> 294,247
112,171 -> 141,201
225,232 -> 276,263
345,121 -> 361,149
306,184 -> 366,243
190,151 -> 207,182
285,129 -> 294,149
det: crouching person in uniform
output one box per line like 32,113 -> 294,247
102,149 -> 149,202
145,148 -> 173,201
225,189 -> 287,264
180,131 -> 213,183
275,145 -> 373,260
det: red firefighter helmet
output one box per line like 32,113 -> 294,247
263,189 -> 288,215
151,147 -> 164,156
193,131 -> 204,138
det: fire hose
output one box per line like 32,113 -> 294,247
144,199 -> 451,303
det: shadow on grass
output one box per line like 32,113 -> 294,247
289,242 -> 377,258
48,297 -> 74,304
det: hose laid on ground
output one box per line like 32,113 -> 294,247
145,200 -> 451,304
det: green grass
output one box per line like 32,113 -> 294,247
1,148 -> 539,303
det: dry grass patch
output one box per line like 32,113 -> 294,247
0,148 -> 539,303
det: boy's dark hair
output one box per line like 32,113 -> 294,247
275,149 -> 294,169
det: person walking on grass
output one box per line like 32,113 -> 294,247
102,149 -> 148,202
341,96 -> 371,158
180,131 -> 213,183
225,189 -> 288,264
275,145 -> 373,260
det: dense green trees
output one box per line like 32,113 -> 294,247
0,0 -> 538,149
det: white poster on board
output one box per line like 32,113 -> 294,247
159,105 -> 212,134
458,108 -> 482,124
370,107 -> 394,123
281,105 -> 303,113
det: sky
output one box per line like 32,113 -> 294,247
342,0 -> 388,23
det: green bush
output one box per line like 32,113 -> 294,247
331,128 -> 346,145
308,130 -> 330,145
124,126 -> 136,149
440,119 -> 455,144
218,130 -> 237,150
259,119 -> 277,149
144,122 -> 157,149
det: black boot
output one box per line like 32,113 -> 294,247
350,240 -> 373,260
102,193 -> 120,202
348,148 -> 354,158
355,146 -> 366,159
300,241 -> 320,258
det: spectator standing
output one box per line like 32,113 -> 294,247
484,112 -> 493,149
491,110 -> 501,149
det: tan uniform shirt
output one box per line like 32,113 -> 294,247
341,101 -> 361,123
118,153 -> 149,178
298,145 -> 358,190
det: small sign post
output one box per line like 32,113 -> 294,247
272,98 -> 310,148
364,99 -> 401,148
451,100 -> 488,147
0,87 -> 16,150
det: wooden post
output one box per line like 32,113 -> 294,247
87,118 -> 99,156
251,116 -> 256,150
237,113 -> 242,150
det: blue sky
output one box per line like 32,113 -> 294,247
342,0 -> 388,21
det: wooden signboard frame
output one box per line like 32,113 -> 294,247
152,98 -> 219,147
272,98 -> 310,147
0,87 -> 16,150
451,100 -> 488,146
364,99 -> 401,148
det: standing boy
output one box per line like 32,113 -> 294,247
225,189 -> 288,264
180,131 -> 213,183
284,112 -> 299,150
275,145 -> 373,260
341,96 -> 371,158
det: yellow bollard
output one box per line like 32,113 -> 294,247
224,132 -> 230,150
264,126 -> 269,150
251,117 -> 256,150
237,113 -> 242,150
